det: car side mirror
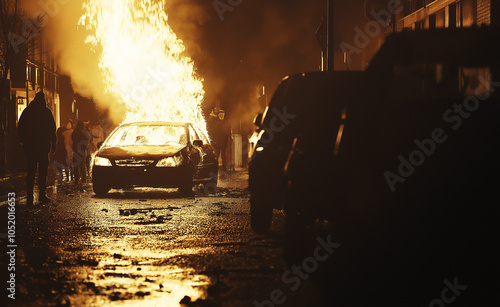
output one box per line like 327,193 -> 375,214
253,113 -> 263,128
97,141 -> 103,149
193,140 -> 203,147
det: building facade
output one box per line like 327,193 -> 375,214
10,34 -> 61,127
1,32 -> 62,176
397,0 -> 499,30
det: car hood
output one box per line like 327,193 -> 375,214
97,145 -> 186,160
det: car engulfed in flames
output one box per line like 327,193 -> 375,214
91,122 -> 218,196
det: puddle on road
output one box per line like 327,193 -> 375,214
80,265 -> 211,306
64,238 -> 215,306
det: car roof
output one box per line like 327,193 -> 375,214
368,26 -> 500,71
266,71 -> 363,110
262,71 -> 362,126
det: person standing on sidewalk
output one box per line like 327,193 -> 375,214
17,91 -> 57,206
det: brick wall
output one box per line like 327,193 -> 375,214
477,0 -> 491,25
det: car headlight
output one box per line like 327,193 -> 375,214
93,156 -> 112,167
257,129 -> 266,141
156,156 -> 182,167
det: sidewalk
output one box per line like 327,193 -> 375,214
218,167 -> 248,189
0,172 -> 26,202
0,168 -> 59,204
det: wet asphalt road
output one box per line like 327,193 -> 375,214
1,170 -> 327,307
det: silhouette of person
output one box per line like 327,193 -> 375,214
53,124 -> 68,182
208,107 -> 231,171
90,120 -> 104,153
83,120 -> 93,177
71,120 -> 90,185
63,120 -> 74,181
17,91 -> 57,206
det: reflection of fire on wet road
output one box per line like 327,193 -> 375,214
78,255 -> 211,305
10,172 -> 291,306
13,188 -> 217,305
2,170 -> 328,306
79,0 -> 208,136
7,171 -> 329,306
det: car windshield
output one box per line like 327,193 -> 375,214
104,124 -> 188,147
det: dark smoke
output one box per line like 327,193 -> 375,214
167,0 -> 326,136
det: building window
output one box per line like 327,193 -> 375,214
429,14 -> 436,29
477,0 -> 491,25
449,3 -> 457,28
415,20 -> 425,30
460,67 -> 491,96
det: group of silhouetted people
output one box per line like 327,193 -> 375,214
18,92 -> 103,206
53,119 -> 96,185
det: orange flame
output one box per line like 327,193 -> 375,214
79,0 -> 208,137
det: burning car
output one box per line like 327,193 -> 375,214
91,121 -> 217,196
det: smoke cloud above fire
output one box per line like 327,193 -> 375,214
24,0 -> 337,134
23,0 -> 126,122
166,0 -> 326,135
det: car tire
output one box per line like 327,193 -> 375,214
210,167 -> 218,186
204,165 -> 218,194
284,188 -> 314,235
179,175 -> 193,197
250,193 -> 273,233
93,182 -> 110,196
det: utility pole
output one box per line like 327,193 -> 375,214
327,0 -> 334,71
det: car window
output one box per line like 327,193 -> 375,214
188,125 -> 199,144
105,124 -> 188,146
192,125 -> 209,144
373,61 -> 495,159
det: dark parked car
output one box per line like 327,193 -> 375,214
249,71 -> 362,232
283,27 -> 500,305
91,121 -> 217,196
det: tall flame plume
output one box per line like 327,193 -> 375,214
79,0 -> 208,136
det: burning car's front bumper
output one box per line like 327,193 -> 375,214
92,164 -> 192,189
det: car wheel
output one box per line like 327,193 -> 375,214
210,167 -> 218,186
179,175 -> 193,197
284,185 -> 314,235
93,182 -> 110,196
250,193 -> 273,233
203,166 -> 218,194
